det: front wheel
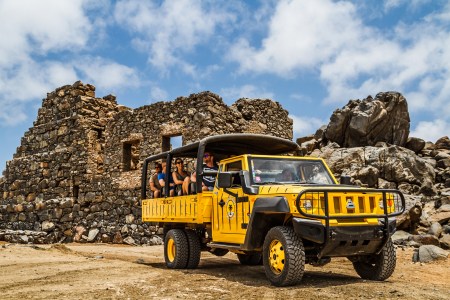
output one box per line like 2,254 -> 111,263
164,229 -> 189,269
263,226 -> 305,287
352,238 -> 396,281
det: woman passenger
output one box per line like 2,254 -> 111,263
172,158 -> 190,195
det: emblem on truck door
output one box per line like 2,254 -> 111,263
226,198 -> 235,219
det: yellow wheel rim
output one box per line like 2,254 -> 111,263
269,239 -> 285,275
167,238 -> 176,262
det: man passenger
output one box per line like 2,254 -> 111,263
191,152 -> 218,191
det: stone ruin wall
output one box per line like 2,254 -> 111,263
0,81 -> 292,244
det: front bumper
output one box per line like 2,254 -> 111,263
292,217 -> 397,257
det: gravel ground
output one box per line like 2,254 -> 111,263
0,242 -> 449,300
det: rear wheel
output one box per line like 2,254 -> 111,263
164,229 -> 188,269
352,238 -> 396,281
185,230 -> 201,269
263,226 -> 305,287
237,253 -> 262,265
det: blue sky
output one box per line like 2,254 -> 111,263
1,0 -> 450,173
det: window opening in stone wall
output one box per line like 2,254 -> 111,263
123,141 -> 140,171
162,136 -> 170,152
162,135 -> 182,152
73,185 -> 79,199
93,128 -> 103,139
89,128 -> 105,175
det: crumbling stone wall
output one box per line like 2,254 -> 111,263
0,82 -> 293,244
106,92 -> 293,193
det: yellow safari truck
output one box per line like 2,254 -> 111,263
140,134 -> 405,286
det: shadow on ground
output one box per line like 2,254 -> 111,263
144,257 -> 362,288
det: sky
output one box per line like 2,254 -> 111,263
1,0 -> 450,174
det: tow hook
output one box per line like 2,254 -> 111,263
374,229 -> 384,238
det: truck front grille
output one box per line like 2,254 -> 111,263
296,189 -> 405,220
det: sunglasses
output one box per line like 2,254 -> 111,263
204,154 -> 210,158
176,161 -> 183,164
155,166 -> 161,169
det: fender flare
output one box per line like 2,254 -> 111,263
241,196 -> 290,251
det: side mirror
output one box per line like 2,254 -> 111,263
217,172 -> 232,188
340,175 -> 352,185
239,170 -> 259,195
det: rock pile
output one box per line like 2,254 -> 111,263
0,81 -> 293,244
297,92 -> 449,261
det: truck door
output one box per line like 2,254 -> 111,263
213,158 -> 249,244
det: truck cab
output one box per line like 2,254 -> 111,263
140,134 -> 405,286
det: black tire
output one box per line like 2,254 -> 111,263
352,238 -> 396,281
185,230 -> 201,269
263,226 -> 305,287
237,253 -> 262,265
164,229 -> 188,269
209,248 -> 229,257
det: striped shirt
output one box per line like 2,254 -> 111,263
202,164 -> 218,188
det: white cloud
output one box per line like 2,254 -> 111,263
229,0 -> 361,76
290,114 -> 325,139
75,57 -> 141,91
383,0 -> 432,12
0,1 -> 139,126
114,0 -> 233,73
0,56 -> 140,126
149,85 -> 169,102
229,0 -> 450,121
0,60 -> 78,125
220,85 -> 275,104
0,60 -> 78,102
0,0 -> 93,67
45,62 -> 80,88
0,0 -> 94,125
0,101 -> 28,126
410,119 -> 450,143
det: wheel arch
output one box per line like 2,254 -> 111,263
242,196 -> 293,251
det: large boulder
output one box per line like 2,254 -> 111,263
324,92 -> 410,147
405,137 -> 426,153
435,136 -> 450,150
440,234 -> 450,249
414,245 -> 449,263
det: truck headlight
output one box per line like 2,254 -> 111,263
303,200 -> 312,210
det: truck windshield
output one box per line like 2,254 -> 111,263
249,158 -> 335,185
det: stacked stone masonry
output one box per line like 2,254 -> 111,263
0,81 -> 292,244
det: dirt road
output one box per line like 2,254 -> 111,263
0,242 -> 448,300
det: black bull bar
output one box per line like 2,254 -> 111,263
292,189 -> 406,257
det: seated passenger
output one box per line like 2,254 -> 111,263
191,152 -> 218,191
303,164 -> 331,184
158,161 -> 175,197
172,158 -> 190,195
279,169 -> 295,182
149,162 -> 162,198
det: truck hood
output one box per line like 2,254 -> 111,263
256,184 -> 368,195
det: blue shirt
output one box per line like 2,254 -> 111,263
158,172 -> 174,184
